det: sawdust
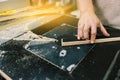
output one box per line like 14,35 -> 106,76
59,50 -> 67,57
67,64 -> 76,72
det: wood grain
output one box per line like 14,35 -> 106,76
61,37 -> 120,46
0,9 -> 61,22
0,70 -> 12,80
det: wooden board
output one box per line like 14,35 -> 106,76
0,8 -> 61,22
0,70 -> 12,80
61,37 -> 120,46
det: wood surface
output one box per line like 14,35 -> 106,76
0,70 -> 12,80
0,8 -> 61,22
62,37 -> 120,46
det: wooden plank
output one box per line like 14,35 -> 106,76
62,37 -> 120,46
0,8 -> 61,22
0,70 -> 12,80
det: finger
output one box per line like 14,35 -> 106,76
83,24 -> 89,39
90,24 -> 97,43
99,23 -> 110,36
78,23 -> 84,39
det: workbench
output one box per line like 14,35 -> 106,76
0,15 -> 120,80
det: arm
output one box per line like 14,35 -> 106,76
77,0 -> 110,43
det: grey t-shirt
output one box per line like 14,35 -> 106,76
93,0 -> 120,29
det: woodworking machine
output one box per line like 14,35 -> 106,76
0,0 -> 120,80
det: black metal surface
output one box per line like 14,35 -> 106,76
0,15 -> 120,80
25,24 -> 94,73
25,22 -> 120,72
0,39 -> 120,80
32,15 -> 78,35
73,41 -> 120,80
107,50 -> 120,80
0,40 -> 73,80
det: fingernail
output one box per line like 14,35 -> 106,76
106,33 -> 110,36
91,41 -> 94,44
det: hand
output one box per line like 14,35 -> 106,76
77,11 -> 110,43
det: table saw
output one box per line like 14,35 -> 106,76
0,0 -> 120,80
0,14 -> 120,80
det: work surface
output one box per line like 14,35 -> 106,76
0,26 -> 120,80
0,15 -> 120,80
25,24 -> 94,73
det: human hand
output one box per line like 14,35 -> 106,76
77,11 -> 110,43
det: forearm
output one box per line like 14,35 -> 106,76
77,0 -> 95,14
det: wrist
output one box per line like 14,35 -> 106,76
78,0 -> 95,15
80,9 -> 95,15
